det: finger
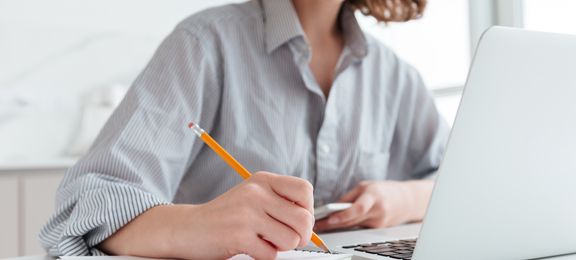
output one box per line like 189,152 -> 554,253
244,235 -> 278,260
314,213 -> 367,232
257,213 -> 302,251
360,216 -> 391,229
263,172 -> 314,212
314,214 -> 365,233
264,194 -> 314,247
338,185 -> 364,203
314,218 -> 334,232
324,193 -> 375,229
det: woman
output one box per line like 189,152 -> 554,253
40,0 -> 449,259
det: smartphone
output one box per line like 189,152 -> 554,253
314,203 -> 352,220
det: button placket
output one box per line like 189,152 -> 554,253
314,86 -> 340,202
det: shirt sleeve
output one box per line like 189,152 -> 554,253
39,27 -> 221,256
387,62 -> 450,181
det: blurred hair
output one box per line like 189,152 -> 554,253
346,0 -> 427,22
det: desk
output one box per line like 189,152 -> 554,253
5,224 -> 576,260
5,252 -> 576,260
4,256 -> 56,260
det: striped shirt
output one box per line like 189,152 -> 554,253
40,0 -> 449,256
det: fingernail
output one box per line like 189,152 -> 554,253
328,217 -> 339,225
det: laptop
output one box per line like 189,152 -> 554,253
319,27 -> 576,260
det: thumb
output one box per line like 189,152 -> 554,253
339,185 -> 364,203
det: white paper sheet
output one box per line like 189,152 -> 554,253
59,250 -> 352,260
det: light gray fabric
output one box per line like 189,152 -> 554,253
40,0 -> 449,255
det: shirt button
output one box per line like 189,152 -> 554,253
319,143 -> 331,154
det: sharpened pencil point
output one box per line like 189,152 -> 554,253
188,122 -> 195,129
320,244 -> 332,254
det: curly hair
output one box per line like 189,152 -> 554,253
346,0 -> 427,22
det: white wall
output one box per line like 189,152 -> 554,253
0,0 -> 244,164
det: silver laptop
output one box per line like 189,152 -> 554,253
321,27 -> 576,260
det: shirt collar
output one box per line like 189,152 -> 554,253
340,3 -> 368,59
261,0 -> 304,54
261,0 -> 368,59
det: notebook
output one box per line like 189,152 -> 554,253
230,249 -> 352,260
59,250 -> 352,260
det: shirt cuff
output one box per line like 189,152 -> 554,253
40,177 -> 170,256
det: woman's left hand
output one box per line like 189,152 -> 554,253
314,180 -> 434,232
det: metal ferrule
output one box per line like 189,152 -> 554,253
190,124 -> 206,137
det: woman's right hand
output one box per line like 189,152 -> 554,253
100,171 -> 315,260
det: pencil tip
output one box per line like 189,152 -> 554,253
188,122 -> 195,129
320,244 -> 331,253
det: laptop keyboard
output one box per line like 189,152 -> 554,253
342,238 -> 417,259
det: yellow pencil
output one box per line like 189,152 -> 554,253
188,121 -> 331,253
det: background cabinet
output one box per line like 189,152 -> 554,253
0,165 -> 67,258
0,175 -> 19,257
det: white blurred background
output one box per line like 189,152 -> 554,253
1,0 -> 576,257
0,0 -> 245,165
